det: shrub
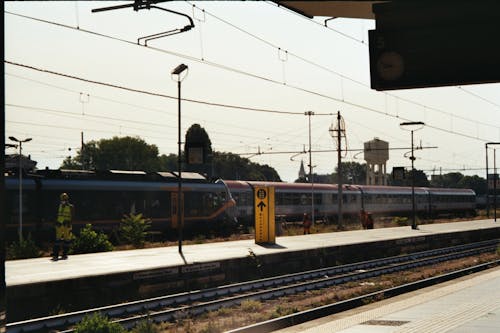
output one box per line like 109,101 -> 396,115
119,213 -> 152,248
6,234 -> 41,259
393,216 -> 408,226
240,299 -> 262,312
72,224 -> 113,254
74,313 -> 125,333
131,318 -> 161,333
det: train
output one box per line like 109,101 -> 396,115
223,180 -> 476,225
4,169 -> 476,242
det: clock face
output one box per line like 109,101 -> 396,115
376,51 -> 404,81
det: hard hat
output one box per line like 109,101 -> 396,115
60,193 -> 69,200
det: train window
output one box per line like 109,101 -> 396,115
275,193 -> 283,205
314,193 -> 322,205
300,194 -> 308,205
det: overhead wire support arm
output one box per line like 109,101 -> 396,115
91,1 -> 195,46
91,1 -> 169,13
236,146 -> 438,157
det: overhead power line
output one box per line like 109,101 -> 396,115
4,8 -> 499,141
192,2 -> 500,126
270,1 -> 500,116
6,59 -> 497,144
5,60 -> 310,116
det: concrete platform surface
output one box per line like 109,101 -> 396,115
6,219 -> 498,286
274,266 -> 500,333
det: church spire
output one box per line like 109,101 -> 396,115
298,160 -> 306,180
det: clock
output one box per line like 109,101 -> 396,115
376,51 -> 404,81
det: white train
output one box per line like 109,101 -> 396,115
222,180 -> 477,224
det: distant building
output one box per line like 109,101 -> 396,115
298,160 -> 306,180
5,154 -> 37,172
364,138 -> 389,185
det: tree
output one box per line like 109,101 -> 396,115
59,129 -> 282,181
212,152 -> 281,181
297,161 -> 366,185
389,169 -> 429,187
158,153 -> 178,171
184,124 -> 213,177
430,172 -> 464,188
458,175 -> 487,195
61,136 -> 161,171
336,161 -> 367,184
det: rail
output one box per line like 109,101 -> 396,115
7,239 -> 499,333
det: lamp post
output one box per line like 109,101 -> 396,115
8,136 -> 32,242
171,64 -> 188,254
305,111 -> 315,225
399,122 -> 424,230
486,142 -> 500,221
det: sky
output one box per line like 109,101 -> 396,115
5,1 -> 500,183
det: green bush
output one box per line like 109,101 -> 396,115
119,213 -> 152,248
6,234 -> 41,259
393,216 -> 408,226
74,313 -> 125,333
72,224 -> 114,254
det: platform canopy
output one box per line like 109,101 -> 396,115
276,1 -> 386,19
277,1 -> 500,90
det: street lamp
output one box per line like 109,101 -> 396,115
486,142 -> 500,221
305,111 -> 315,226
171,64 -> 188,254
9,136 -> 32,242
399,122 -> 424,230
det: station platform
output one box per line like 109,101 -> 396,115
6,219 -> 500,322
274,266 -> 500,333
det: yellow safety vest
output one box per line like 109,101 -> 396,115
57,204 -> 72,224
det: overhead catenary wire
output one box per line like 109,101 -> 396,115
5,59 -> 497,146
5,10 -> 499,138
5,7 -> 499,174
2,67 -> 492,174
270,1 -> 500,115
195,2 -> 500,127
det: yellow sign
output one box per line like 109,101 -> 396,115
254,186 -> 275,244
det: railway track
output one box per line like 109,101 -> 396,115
7,239 -> 499,333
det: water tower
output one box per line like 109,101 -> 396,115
364,138 -> 389,185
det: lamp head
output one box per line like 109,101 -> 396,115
171,63 -> 188,75
171,64 -> 189,82
400,121 -> 425,131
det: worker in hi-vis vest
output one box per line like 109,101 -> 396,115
52,192 -> 74,261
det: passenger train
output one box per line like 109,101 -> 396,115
5,169 -> 476,242
223,180 -> 476,225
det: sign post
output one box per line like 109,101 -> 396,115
254,186 -> 275,244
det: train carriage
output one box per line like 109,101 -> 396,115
5,169 -> 477,242
5,169 -> 235,242
358,185 -> 430,216
427,187 -> 476,216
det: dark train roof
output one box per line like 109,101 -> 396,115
29,169 -> 210,183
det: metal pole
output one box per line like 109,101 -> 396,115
177,80 -> 183,254
494,148 -> 497,222
411,130 -> 417,230
171,63 -> 188,254
486,144 -> 489,218
18,142 -> 23,242
337,111 -> 343,230
306,111 -> 315,225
